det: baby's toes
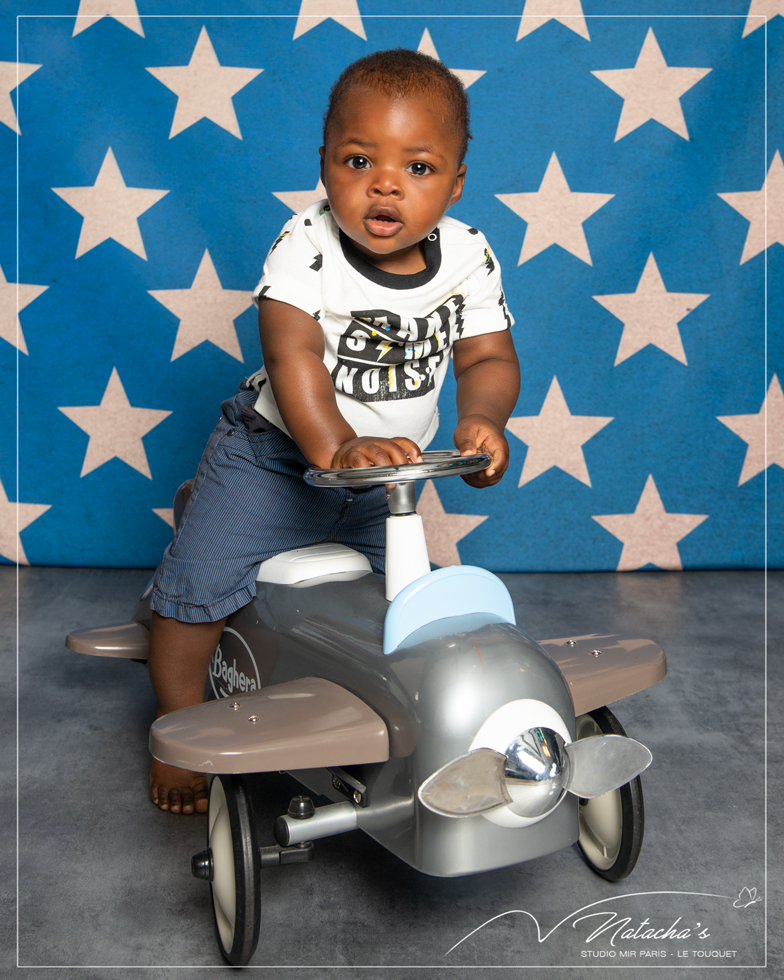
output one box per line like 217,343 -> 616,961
194,783 -> 209,813
168,788 -> 182,813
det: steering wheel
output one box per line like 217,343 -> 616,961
304,450 -> 491,487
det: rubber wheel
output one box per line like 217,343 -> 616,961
575,706 -> 645,881
207,774 -> 261,965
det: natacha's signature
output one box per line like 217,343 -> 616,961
445,888 -> 763,956
733,886 -> 763,909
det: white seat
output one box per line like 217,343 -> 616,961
256,542 -> 372,588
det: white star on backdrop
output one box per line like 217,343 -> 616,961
718,374 -> 784,485
58,368 -> 172,479
506,377 -> 613,487
293,0 -> 366,40
0,263 -> 48,356
591,28 -> 711,141
742,0 -> 784,36
0,477 -> 50,565
592,253 -> 709,366
0,61 -> 41,134
416,28 -> 486,89
517,0 -> 590,41
718,150 -> 784,264
52,148 -> 169,260
73,0 -> 144,37
148,249 -> 252,362
496,153 -> 613,265
153,508 -> 175,529
273,180 -> 327,213
416,480 -> 487,567
146,26 -> 263,140
593,475 -> 708,571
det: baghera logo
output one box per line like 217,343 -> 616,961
210,627 -> 261,699
446,888 -> 763,962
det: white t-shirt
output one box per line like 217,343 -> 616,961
249,200 -> 513,449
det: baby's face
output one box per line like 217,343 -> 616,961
320,87 -> 466,274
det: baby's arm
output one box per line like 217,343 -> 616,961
451,330 -> 520,488
259,299 -> 422,468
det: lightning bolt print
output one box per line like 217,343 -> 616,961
376,339 -> 394,361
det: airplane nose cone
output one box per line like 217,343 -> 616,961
504,727 -> 571,818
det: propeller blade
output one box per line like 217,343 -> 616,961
418,748 -> 512,817
565,735 -> 652,799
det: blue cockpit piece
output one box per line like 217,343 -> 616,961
383,565 -> 516,655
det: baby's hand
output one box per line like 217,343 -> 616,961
453,414 -> 510,488
330,436 -> 422,470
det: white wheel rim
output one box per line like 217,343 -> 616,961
208,778 -> 236,951
575,715 -> 624,870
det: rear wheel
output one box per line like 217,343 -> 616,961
575,707 -> 644,881
207,774 -> 261,965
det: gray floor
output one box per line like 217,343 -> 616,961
4,566 -> 782,979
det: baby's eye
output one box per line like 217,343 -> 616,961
407,162 -> 432,176
347,156 -> 371,170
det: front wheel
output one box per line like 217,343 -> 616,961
207,774 -> 261,965
575,707 -> 645,881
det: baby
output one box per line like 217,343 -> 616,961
147,48 -> 521,812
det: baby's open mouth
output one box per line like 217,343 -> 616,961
365,209 -> 402,236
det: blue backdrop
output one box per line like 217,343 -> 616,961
2,1 -> 781,571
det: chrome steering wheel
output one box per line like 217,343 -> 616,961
304,450 -> 491,487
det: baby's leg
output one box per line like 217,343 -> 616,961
145,388 -> 346,811
329,483 -> 389,573
147,611 -> 226,813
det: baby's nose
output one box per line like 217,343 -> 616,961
371,169 -> 401,196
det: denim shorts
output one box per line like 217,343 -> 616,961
149,385 -> 389,624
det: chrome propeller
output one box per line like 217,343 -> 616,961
418,728 -> 652,819
418,748 -> 511,817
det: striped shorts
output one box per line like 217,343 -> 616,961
149,385 -> 389,624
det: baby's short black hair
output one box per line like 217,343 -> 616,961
323,48 -> 472,164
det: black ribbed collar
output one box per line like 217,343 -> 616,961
339,228 -> 441,289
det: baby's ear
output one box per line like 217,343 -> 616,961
449,165 -> 467,208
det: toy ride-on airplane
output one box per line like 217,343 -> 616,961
66,451 -> 667,966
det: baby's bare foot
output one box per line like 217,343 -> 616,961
150,759 -> 209,814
